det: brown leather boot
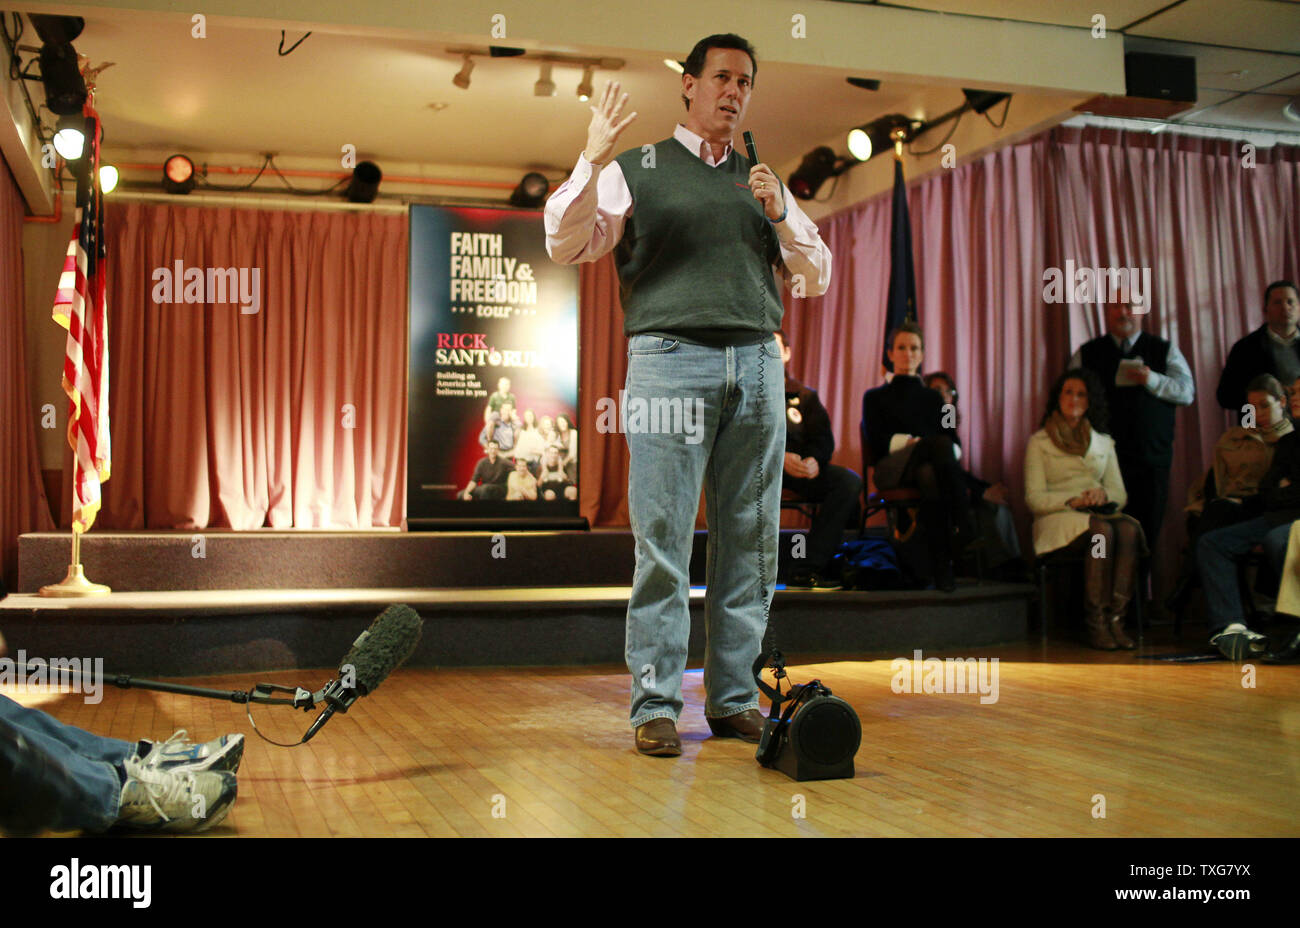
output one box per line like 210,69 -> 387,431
1108,614 -> 1137,650
1085,608 -> 1118,650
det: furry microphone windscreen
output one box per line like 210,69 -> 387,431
340,604 -> 424,696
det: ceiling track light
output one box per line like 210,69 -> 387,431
509,172 -> 550,208
52,113 -> 86,160
534,62 -> 556,97
787,147 -> 853,201
847,114 -> 922,163
21,14 -> 88,116
453,54 -> 474,90
344,161 -> 383,203
445,48 -> 623,98
162,153 -> 196,195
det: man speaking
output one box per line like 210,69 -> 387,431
545,34 -> 831,756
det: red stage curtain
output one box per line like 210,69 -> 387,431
576,255 -> 630,528
0,159 -> 57,589
98,203 -> 408,530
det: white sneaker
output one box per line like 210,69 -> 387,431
116,757 -> 237,833
1210,623 -> 1270,661
137,729 -> 245,774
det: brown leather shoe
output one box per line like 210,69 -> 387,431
634,718 -> 681,756
706,709 -> 765,743
1108,615 -> 1137,650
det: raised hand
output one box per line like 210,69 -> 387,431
584,80 -> 638,167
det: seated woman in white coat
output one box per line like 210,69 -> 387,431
1024,368 -> 1146,651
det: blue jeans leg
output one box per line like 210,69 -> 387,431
0,694 -> 131,832
1198,515 -> 1274,635
623,335 -> 784,727
702,339 -> 785,718
1263,522 -> 1292,577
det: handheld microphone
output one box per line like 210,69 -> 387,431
303,604 -> 424,742
743,130 -> 759,166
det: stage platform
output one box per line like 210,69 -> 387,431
9,530 -> 1034,676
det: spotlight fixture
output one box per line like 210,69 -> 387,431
162,154 -> 196,194
663,59 -> 684,74
509,172 -> 549,208
99,165 -> 119,193
344,161 -> 383,203
52,114 -> 85,160
846,114 -> 920,162
534,62 -> 556,97
488,46 -> 526,57
845,77 -> 881,92
577,65 -> 594,101
27,14 -> 87,115
961,89 -> 1011,115
1284,95 -> 1300,124
787,147 -> 846,200
453,54 -> 474,90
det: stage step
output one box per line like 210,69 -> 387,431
0,582 -> 1033,676
19,528 -> 858,593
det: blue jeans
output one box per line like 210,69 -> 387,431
623,334 -> 785,727
1196,516 -> 1291,635
0,693 -> 131,832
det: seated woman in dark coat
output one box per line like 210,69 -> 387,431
862,322 -> 973,591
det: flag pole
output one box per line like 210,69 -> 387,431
40,92 -> 111,598
39,451 -> 110,597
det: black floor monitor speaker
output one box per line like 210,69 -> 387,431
755,652 -> 861,781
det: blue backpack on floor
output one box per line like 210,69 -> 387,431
834,537 -> 910,590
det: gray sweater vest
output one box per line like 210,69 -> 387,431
612,136 -> 784,337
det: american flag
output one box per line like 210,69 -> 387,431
51,107 -> 110,534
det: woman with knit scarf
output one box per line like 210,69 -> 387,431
1025,368 -> 1147,650
1167,374 -> 1294,615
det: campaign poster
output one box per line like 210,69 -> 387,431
407,205 -> 582,528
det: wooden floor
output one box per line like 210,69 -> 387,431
7,640 -> 1300,837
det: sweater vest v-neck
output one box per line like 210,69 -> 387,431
612,136 -> 784,337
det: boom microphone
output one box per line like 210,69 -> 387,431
303,604 -> 424,742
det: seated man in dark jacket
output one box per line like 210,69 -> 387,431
1216,280 -> 1300,412
861,321 -> 973,591
1196,423 -> 1300,659
775,331 -> 862,589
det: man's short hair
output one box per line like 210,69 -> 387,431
681,33 -> 757,111
1264,280 -> 1299,307
887,320 -> 924,351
